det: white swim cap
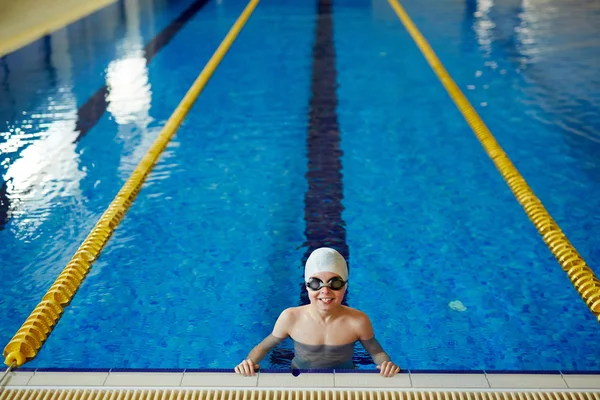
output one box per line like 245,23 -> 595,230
304,247 -> 348,282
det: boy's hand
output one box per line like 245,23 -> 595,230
377,361 -> 401,377
235,359 -> 259,376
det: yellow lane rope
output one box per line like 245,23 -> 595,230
3,0 -> 260,368
386,0 -> 600,321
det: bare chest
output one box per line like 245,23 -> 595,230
289,317 -> 358,345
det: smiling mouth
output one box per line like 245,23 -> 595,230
319,298 -> 333,304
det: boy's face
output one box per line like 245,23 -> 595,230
306,271 -> 347,309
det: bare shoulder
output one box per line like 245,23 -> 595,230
272,306 -> 303,338
343,307 -> 374,339
342,306 -> 370,321
279,306 -> 304,321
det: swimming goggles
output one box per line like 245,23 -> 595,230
306,277 -> 347,291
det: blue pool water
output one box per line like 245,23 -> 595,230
1,0 -> 600,371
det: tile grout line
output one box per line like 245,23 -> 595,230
103,370 -> 113,387
333,371 -> 336,388
25,370 -> 36,386
101,371 -> 110,387
483,371 -> 492,389
560,371 -> 570,389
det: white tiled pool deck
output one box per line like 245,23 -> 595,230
2,371 -> 600,390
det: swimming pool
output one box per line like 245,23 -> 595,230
1,0 -> 599,373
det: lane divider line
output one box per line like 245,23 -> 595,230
3,0 -> 260,368
386,0 -> 600,321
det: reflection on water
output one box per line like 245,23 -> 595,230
512,0 -> 600,145
463,0 -> 600,146
473,0 -> 494,57
107,0 -> 160,183
0,0 -> 205,232
107,57 -> 151,126
107,0 -> 152,127
0,0 -> 164,232
513,0 -> 536,65
0,2 -> 124,231
2,29 -> 85,240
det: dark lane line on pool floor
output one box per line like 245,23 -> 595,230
301,0 -> 349,306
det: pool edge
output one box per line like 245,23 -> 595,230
2,371 -> 600,390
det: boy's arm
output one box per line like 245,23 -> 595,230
356,313 -> 394,365
236,308 -> 296,376
246,308 -> 294,363
245,334 -> 285,364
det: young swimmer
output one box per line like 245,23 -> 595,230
235,247 -> 401,377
